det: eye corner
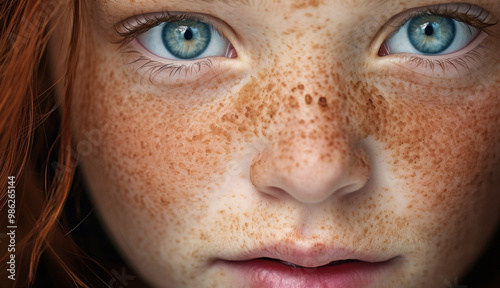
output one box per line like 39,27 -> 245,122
377,41 -> 390,57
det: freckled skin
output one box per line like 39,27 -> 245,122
50,0 -> 500,287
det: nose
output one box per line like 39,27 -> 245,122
249,94 -> 371,205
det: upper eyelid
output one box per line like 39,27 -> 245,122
115,12 -> 216,34
113,11 -> 241,49
370,3 -> 499,52
393,4 -> 498,32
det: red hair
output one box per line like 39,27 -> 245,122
0,0 -> 93,286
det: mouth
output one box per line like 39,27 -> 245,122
218,247 -> 398,288
269,257 -> 359,268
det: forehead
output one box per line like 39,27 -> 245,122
91,0 -> 500,25
94,0 -> 389,11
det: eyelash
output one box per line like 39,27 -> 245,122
385,4 -> 498,72
115,12 -> 225,82
115,5 -> 499,82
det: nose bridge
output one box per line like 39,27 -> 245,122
264,73 -> 351,183
270,21 -> 348,133
266,34 -> 350,167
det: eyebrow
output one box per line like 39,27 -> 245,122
200,0 -> 392,9
103,0 -> 393,11
201,0 -> 253,5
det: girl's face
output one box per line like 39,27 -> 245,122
51,0 -> 500,287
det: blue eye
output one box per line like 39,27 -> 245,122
408,15 -> 455,54
137,19 -> 233,60
382,14 -> 480,56
163,20 -> 211,59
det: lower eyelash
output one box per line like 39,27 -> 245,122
122,48 -> 214,83
399,45 -> 486,75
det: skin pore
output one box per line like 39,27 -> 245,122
50,0 -> 500,287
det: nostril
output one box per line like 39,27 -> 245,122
258,186 -> 288,200
336,183 -> 365,196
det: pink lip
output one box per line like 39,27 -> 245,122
217,244 -> 398,288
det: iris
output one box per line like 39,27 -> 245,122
407,15 -> 456,54
162,20 -> 212,59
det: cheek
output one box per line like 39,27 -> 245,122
352,78 -> 500,275
382,94 -> 500,218
348,72 -> 500,202
78,85 -> 228,211
73,63 -> 257,280
74,55 -> 273,233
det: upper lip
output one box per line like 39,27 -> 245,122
221,242 -> 396,268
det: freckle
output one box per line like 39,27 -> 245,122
318,97 -> 327,107
266,83 -> 275,92
297,84 -> 304,90
288,96 -> 299,108
305,94 -> 312,104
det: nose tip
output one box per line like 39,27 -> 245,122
250,141 -> 371,204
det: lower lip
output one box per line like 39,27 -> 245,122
221,258 -> 395,288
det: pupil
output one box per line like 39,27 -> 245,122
184,28 -> 193,40
424,24 -> 434,36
